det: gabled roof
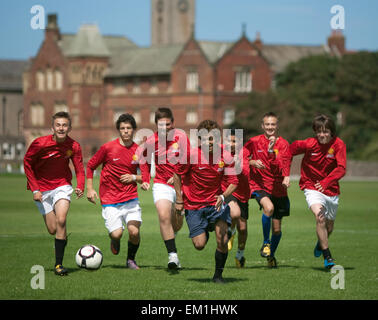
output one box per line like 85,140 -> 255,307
0,60 -> 28,91
107,44 -> 184,77
197,41 -> 234,64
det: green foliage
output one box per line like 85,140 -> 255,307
232,52 -> 378,159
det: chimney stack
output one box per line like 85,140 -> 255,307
45,13 -> 60,41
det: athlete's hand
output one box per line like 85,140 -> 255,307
33,191 -> 43,202
250,159 -> 266,170
166,176 -> 174,185
120,174 -> 135,184
282,176 -> 290,189
268,136 -> 277,152
75,188 -> 84,199
86,188 -> 99,204
141,182 -> 150,191
175,201 -> 184,214
315,181 -> 324,193
215,195 -> 224,212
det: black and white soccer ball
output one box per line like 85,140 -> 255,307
75,244 -> 103,270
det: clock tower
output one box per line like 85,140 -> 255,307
151,0 -> 195,46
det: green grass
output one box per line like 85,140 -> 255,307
0,174 -> 377,300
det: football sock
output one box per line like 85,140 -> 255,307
235,249 -> 244,260
322,248 -> 332,259
214,250 -> 228,278
270,232 -> 282,257
127,241 -> 140,261
262,213 -> 271,244
55,238 -> 67,266
164,238 -> 177,254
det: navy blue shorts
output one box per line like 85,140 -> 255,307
185,205 -> 231,238
251,190 -> 290,220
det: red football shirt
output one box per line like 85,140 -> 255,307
289,137 -> 346,196
221,147 -> 250,203
178,145 -> 238,211
244,134 -> 291,197
137,128 -> 190,188
24,135 -> 85,192
86,139 -> 150,205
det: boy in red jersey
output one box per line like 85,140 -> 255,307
290,114 -> 346,269
244,112 -> 291,268
24,112 -> 85,276
173,120 -> 238,283
86,114 -> 150,269
136,108 -> 190,269
222,129 -> 250,268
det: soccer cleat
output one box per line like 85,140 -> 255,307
314,241 -> 322,258
267,256 -> 277,268
127,259 -> 140,270
324,257 -> 335,269
260,243 -> 271,258
110,238 -> 120,255
212,276 -> 225,284
168,252 -> 182,270
235,256 -> 246,268
54,264 -> 68,276
227,228 -> 236,251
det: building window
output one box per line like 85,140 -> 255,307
149,78 -> 158,94
16,143 -> 24,159
234,70 -> 252,93
223,109 -> 235,125
55,69 -> 63,90
186,109 -> 198,124
71,109 -> 80,128
133,79 -> 141,94
150,111 -> 156,124
133,111 -> 141,124
46,69 -> 53,91
186,71 -> 199,92
72,90 -> 80,105
113,108 -> 125,124
2,143 -> 15,160
31,104 -> 45,126
90,92 -> 101,108
36,71 -> 44,91
54,102 -> 68,114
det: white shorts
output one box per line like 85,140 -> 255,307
35,185 -> 73,215
102,199 -> 142,234
152,183 -> 176,204
304,189 -> 339,221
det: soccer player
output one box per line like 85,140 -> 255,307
289,114 -> 346,269
222,129 -> 250,268
173,120 -> 238,283
86,114 -> 150,270
23,111 -> 85,276
137,108 -> 190,269
244,112 -> 291,268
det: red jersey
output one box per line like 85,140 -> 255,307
289,137 -> 346,196
24,135 -> 85,192
221,147 -> 250,203
86,139 -> 150,205
137,128 -> 190,188
244,134 -> 291,197
177,145 -> 238,211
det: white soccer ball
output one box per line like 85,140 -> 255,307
75,244 -> 103,270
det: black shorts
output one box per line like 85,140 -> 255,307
251,190 -> 290,220
224,195 -> 249,220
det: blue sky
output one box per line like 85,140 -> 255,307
0,0 -> 377,60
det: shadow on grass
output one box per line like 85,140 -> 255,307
188,277 -> 247,284
310,266 -> 355,273
102,264 -> 207,272
45,267 -> 82,274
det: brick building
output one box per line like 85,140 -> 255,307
22,0 -> 346,161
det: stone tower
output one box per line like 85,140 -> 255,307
151,0 -> 195,46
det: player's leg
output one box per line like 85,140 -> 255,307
155,199 -> 181,269
102,206 -> 124,255
259,196 -> 274,257
42,211 -> 57,235
268,218 -> 282,268
213,219 -> 229,283
227,200 -> 240,251
171,205 -> 184,233
126,221 -> 141,269
53,198 -> 70,275
235,217 -> 247,268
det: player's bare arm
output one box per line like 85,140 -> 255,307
75,188 -> 84,199
33,190 -> 43,202
282,176 -> 290,188
173,173 -> 184,213
215,183 -> 237,212
249,159 -> 266,169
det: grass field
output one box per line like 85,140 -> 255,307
0,174 -> 377,300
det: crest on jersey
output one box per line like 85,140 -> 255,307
217,160 -> 225,172
132,154 -> 138,164
327,148 -> 335,158
65,150 -> 73,158
274,149 -> 279,156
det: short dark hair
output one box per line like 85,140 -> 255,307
197,119 -> 221,132
262,112 -> 278,122
155,107 -> 174,124
52,111 -> 71,127
116,113 -> 137,130
312,114 -> 336,137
